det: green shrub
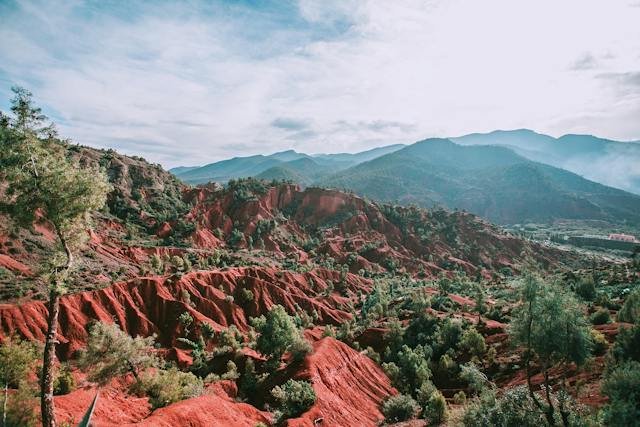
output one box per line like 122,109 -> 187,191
422,390 -> 447,424
459,327 -> 486,358
78,322 -> 158,385
252,305 -> 308,368
590,329 -> 608,355
136,368 -> 204,409
590,308 -> 611,325
271,379 -> 316,420
575,276 -> 597,301
618,288 -> 640,324
238,288 -> 254,305
610,324 -> 640,364
2,380 -> 38,427
462,386 -> 549,426
453,390 -> 467,404
53,363 -> 75,395
381,394 -> 418,423
601,361 -> 640,426
0,337 -> 39,389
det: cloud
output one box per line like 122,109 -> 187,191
0,0 -> 639,167
271,117 -> 312,131
571,53 -> 598,70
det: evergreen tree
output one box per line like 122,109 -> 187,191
0,87 -> 111,427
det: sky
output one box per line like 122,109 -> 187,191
1,0 -> 639,168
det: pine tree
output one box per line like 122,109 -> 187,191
0,87 -> 111,427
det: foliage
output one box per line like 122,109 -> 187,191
601,361 -> 640,426
422,390 -> 447,425
574,275 -> 597,301
0,337 -> 39,388
134,368 -> 203,409
459,327 -> 486,358
270,379 -> 316,420
381,394 -> 418,423
78,322 -> 158,384
610,323 -> 640,365
460,363 -> 490,395
462,387 -> 550,427
2,380 -> 39,427
509,274 -> 592,424
53,363 -> 75,395
590,308 -> 611,325
618,288 -> 640,324
382,344 -> 432,395
252,305 -> 309,368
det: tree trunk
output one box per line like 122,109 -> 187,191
41,289 -> 60,427
3,382 -> 8,427
543,368 -> 556,426
41,229 -> 72,427
524,299 -> 544,412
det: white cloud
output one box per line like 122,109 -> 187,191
1,0 -> 639,167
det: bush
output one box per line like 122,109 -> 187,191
590,308 -> 611,325
78,322 -> 158,384
381,394 -> 418,423
382,344 -> 432,395
135,368 -> 204,409
0,337 -> 39,388
601,361 -> 640,426
462,386 -> 549,426
459,328 -> 486,358
2,380 -> 38,427
453,390 -> 467,404
271,379 -> 316,420
53,363 -> 75,395
422,390 -> 447,424
252,305 -> 308,368
590,329 -> 608,355
575,276 -> 597,301
618,288 -> 640,324
610,323 -> 640,364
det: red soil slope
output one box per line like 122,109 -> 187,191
54,378 -> 271,426
0,267 -> 372,358
287,337 -> 396,427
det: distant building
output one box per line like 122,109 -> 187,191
608,233 -> 638,243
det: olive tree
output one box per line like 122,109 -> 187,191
0,87 -> 111,427
510,274 -> 592,426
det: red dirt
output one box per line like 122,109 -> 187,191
0,267 -> 372,358
287,337 -> 396,426
54,377 -> 271,426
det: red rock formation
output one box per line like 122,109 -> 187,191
0,268 -> 372,358
287,338 -> 396,427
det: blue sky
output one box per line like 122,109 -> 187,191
1,0 -> 640,167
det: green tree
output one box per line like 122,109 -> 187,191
601,361 -> 640,426
252,305 -> 309,370
270,379 -> 316,420
618,288 -> 640,324
510,275 -> 592,426
0,337 -> 39,426
381,394 -> 418,423
78,322 -> 158,384
0,87 -> 111,427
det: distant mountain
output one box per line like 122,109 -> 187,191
171,144 -> 405,184
318,138 -> 640,225
169,165 -> 199,175
452,129 -> 640,195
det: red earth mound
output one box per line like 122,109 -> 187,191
54,377 -> 271,426
0,267 -> 371,358
287,337 -> 396,426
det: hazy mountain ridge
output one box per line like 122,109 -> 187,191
452,129 -> 640,195
318,138 -> 640,225
170,144 -> 406,184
